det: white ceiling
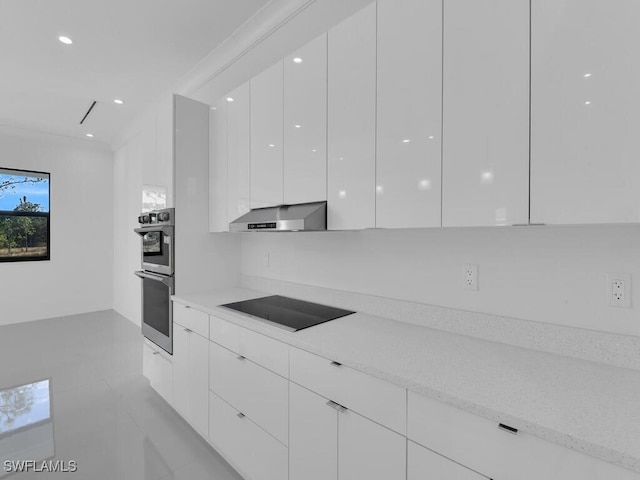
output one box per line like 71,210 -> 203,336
0,0 -> 271,147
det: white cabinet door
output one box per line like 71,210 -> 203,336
284,33 -> 328,204
251,61 -> 284,209
442,0 -> 529,227
188,332 -> 209,438
209,392 -> 288,480
173,324 -> 208,437
172,326 -> 189,417
338,408 -> 406,480
156,93 -> 174,207
376,0 -> 442,228
289,383 -> 338,480
530,0 -> 640,224
227,82 -> 251,223
408,441 -> 487,480
209,96 -> 228,232
327,3 -> 377,230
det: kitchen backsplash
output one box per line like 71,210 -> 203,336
240,225 -> 640,338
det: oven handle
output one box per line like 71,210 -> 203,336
134,271 -> 175,288
134,226 -> 174,236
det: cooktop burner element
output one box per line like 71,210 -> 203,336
219,295 -> 355,331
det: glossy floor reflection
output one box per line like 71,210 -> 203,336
0,310 -> 243,480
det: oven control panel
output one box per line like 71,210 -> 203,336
138,208 -> 174,227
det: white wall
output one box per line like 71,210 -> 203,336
0,128 -> 114,326
241,225 -> 640,336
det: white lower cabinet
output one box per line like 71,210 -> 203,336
408,391 -> 640,480
289,383 -> 406,480
172,325 -> 209,437
289,347 -> 406,434
142,340 -> 173,404
289,383 -> 338,480
209,342 -> 289,445
158,304 -> 638,480
408,441 -> 487,480
338,405 -> 406,480
209,392 -> 288,480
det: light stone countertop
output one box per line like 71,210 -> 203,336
173,287 -> 640,475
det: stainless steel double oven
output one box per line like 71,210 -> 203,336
135,208 -> 175,354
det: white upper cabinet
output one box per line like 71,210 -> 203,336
530,0 -> 640,224
209,97 -> 228,232
327,3 -> 377,230
227,82 -> 251,224
251,61 -> 284,209
284,34 -> 328,205
442,0 -> 530,227
156,93 -> 175,207
376,0 -> 443,228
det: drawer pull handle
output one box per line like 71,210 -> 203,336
330,361 -> 342,367
237,355 -> 246,361
498,423 -> 518,435
326,400 -> 348,413
152,351 -> 160,355
184,328 -> 192,333
237,412 -> 245,419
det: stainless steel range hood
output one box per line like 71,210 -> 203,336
229,201 -> 326,232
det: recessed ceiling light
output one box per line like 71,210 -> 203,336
402,139 -> 411,143
86,133 -> 94,138
268,144 -> 276,148
226,97 -> 234,102
58,36 -> 73,45
113,99 -> 124,105
294,124 -> 302,129
585,100 -> 592,105
293,57 -> 303,64
584,73 -> 592,78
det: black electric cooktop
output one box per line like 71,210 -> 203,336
219,295 -> 355,331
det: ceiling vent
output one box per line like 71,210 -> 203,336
79,100 -> 97,125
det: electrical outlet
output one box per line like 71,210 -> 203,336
463,264 -> 479,291
606,273 -> 631,308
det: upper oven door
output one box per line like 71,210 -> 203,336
134,225 -> 174,275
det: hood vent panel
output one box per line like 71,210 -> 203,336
229,201 -> 327,232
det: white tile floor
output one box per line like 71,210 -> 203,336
0,310 -> 243,480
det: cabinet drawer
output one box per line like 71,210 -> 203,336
209,314 -> 242,351
143,340 -> 173,404
408,440 -> 487,480
173,302 -> 209,338
209,392 -> 288,480
290,347 -> 406,434
210,342 -> 289,445
408,391 -> 640,480
210,314 -> 289,377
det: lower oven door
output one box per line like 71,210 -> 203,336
135,271 -> 175,354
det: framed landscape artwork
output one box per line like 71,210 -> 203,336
0,168 -> 50,262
